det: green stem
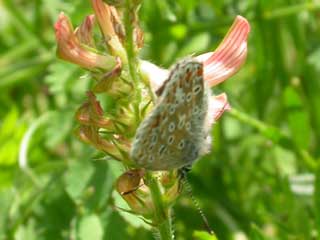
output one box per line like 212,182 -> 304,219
228,108 -> 318,171
145,172 -> 173,240
124,0 -> 142,125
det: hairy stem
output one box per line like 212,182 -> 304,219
145,172 -> 173,240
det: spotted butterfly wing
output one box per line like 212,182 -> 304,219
130,58 -> 210,170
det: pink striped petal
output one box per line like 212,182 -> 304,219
196,16 -> 250,87
209,93 -> 230,123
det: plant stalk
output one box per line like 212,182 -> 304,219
145,172 -> 173,240
123,2 -> 173,239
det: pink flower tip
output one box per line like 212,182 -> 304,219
208,93 -> 231,124
197,15 -> 250,87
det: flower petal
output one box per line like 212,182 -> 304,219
75,14 -> 96,47
196,15 -> 250,87
55,12 -> 116,70
140,60 -> 169,92
209,93 -> 230,123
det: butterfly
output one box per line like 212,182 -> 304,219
130,58 -> 212,171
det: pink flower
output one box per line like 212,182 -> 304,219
55,12 -> 116,70
140,15 -> 250,121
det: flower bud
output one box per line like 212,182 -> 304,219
55,12 -> 117,70
116,169 -> 154,218
92,57 -> 126,95
75,92 -> 115,129
91,0 -> 126,58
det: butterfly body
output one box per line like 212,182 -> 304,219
131,58 -> 211,170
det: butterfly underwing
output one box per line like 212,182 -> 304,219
130,58 -> 211,170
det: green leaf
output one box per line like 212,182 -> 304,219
170,24 -> 187,40
64,160 -> 95,203
14,220 -> 37,240
249,224 -> 267,240
84,161 -> 115,210
78,214 -> 103,240
103,210 -> 131,240
0,108 -> 26,169
193,230 -> 218,240
45,111 -> 73,149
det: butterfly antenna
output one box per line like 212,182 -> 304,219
180,172 -> 215,235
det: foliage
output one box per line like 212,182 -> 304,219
0,0 -> 320,239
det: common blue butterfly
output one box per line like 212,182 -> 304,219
130,58 -> 212,170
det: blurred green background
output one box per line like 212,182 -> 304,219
1,0 -> 320,239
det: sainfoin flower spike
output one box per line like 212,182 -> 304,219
54,1 -> 250,237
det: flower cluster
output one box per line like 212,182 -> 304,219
55,0 -> 250,224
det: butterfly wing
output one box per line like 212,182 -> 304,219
130,59 -> 209,170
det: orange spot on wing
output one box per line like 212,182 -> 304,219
197,68 -> 203,76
